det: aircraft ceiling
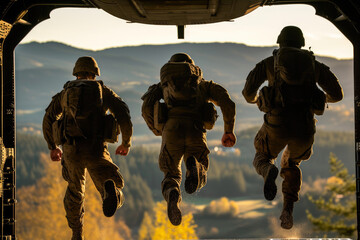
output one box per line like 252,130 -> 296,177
0,0 -> 359,44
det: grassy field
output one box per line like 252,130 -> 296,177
181,196 -> 317,238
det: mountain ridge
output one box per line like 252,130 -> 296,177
15,41 -> 354,138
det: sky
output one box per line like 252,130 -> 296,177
21,4 -> 353,59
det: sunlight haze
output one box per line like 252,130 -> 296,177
21,4 -> 353,59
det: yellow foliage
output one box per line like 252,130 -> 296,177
138,212 -> 153,240
138,201 -> 198,240
17,153 -> 131,240
327,176 -> 344,186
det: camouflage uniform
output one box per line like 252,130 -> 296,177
242,55 -> 343,204
143,80 -> 235,201
43,83 -> 132,232
161,79 -> 235,202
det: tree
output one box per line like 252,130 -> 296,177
138,201 -> 198,240
17,153 -> 132,240
306,153 -> 356,237
138,212 -> 154,240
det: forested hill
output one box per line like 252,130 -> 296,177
16,41 -> 353,141
17,128 -> 354,193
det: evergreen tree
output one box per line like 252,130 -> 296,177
306,153 -> 356,237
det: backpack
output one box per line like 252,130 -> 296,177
273,47 -> 325,114
61,79 -> 104,139
158,62 -> 218,129
160,62 -> 202,108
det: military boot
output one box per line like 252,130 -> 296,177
103,179 -> 124,217
263,164 -> 279,201
185,156 -> 200,194
280,199 -> 294,229
71,228 -> 84,240
167,189 -> 182,226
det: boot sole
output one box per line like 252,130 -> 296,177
280,210 -> 293,229
264,166 -> 278,201
185,156 -> 199,194
167,190 -> 182,226
103,180 -> 118,217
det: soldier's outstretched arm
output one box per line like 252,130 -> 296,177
204,80 -> 236,146
42,92 -> 63,160
102,85 -> 133,150
242,60 -> 268,104
316,61 -> 344,103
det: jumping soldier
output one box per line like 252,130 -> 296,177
42,56 -> 133,240
142,53 -> 236,226
242,26 -> 343,229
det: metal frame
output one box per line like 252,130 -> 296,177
0,0 -> 359,239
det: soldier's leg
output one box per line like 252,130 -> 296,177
86,144 -> 125,217
184,124 -> 210,194
159,118 -> 185,225
62,144 -> 86,238
254,124 -> 286,201
279,134 -> 314,229
159,144 -> 183,226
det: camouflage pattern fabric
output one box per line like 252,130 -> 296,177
253,121 -> 314,202
43,82 -> 133,150
142,78 -> 235,203
61,141 -> 124,230
243,49 -> 343,202
159,109 -> 209,201
42,79 -> 132,231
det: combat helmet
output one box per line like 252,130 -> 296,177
276,26 -> 305,48
72,56 -> 100,76
168,53 -> 195,64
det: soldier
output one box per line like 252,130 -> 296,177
142,53 -> 236,226
42,56 -> 133,240
242,26 -> 343,229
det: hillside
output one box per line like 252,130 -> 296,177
16,130 -> 355,237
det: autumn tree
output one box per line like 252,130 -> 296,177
138,201 -> 198,240
306,153 -> 356,238
138,212 -> 154,240
17,153 -> 132,240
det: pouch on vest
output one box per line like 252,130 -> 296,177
154,101 -> 168,133
103,114 -> 121,143
257,86 -> 279,113
52,118 -> 65,146
160,62 -> 202,108
62,80 -> 104,139
201,102 -> 218,130
311,87 -> 326,115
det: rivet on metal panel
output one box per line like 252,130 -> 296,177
0,21 -> 12,39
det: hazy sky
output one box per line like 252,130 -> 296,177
21,4 -> 353,59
